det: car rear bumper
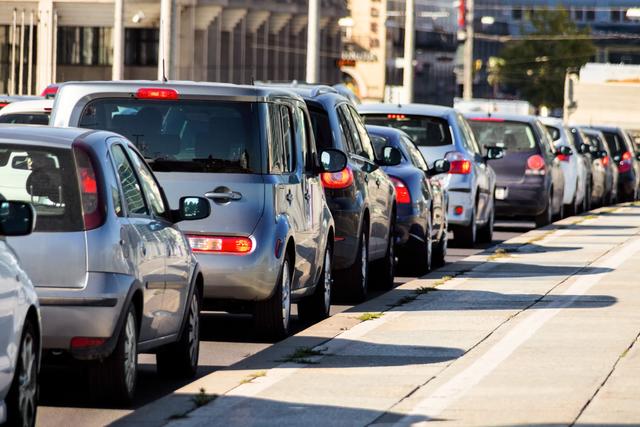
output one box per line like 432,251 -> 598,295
395,211 -> 427,249
37,272 -> 131,359
618,171 -> 637,197
446,189 -> 474,226
495,183 -> 547,217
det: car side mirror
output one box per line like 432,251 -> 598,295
175,196 -> 211,222
556,146 -> 572,156
0,201 -> 35,236
484,146 -> 504,161
319,149 -> 348,173
588,145 -> 599,155
598,150 -> 608,159
579,143 -> 590,154
427,159 -> 450,177
636,152 -> 640,161
377,146 -> 402,167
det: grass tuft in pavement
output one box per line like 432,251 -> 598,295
358,312 -> 384,322
240,371 -> 267,384
280,346 -> 328,364
488,248 -> 513,261
192,388 -> 217,407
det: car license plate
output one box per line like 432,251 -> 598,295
495,187 -> 508,200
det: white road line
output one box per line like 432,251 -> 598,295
394,236 -> 640,427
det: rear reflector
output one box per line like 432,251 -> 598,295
321,167 -> 354,189
136,88 -> 179,100
71,337 -> 106,349
454,205 -> 464,215
526,154 -> 546,175
557,154 -> 570,162
188,235 -> 253,254
389,176 -> 411,204
73,143 -> 105,230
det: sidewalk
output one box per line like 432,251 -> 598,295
119,205 -> 640,427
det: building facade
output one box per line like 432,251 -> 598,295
0,0 -> 346,95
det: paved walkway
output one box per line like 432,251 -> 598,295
120,205 -> 640,427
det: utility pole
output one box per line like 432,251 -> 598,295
158,0 -> 173,80
402,0 -> 415,103
306,0 -> 320,83
462,0 -> 474,100
112,0 -> 124,80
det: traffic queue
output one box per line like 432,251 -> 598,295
0,81 -> 637,426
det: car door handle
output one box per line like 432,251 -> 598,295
205,191 -> 242,201
141,245 -> 147,256
286,191 -> 294,203
304,191 -> 311,200
376,178 -> 381,188
364,175 -> 369,183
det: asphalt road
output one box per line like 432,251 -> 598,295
36,222 -> 531,427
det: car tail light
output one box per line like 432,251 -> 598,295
525,154 -> 546,176
73,144 -> 105,230
0,102 -> 7,109
135,88 -> 179,100
321,167 -> 354,189
389,176 -> 411,204
387,114 -> 406,120
454,206 -> 464,215
557,154 -> 570,162
602,155 -> 610,167
445,152 -> 472,175
40,83 -> 58,99
188,235 -> 253,254
71,337 -> 106,349
619,151 -> 632,173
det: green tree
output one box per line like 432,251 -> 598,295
496,7 -> 596,109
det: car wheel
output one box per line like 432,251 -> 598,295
477,202 -> 494,244
402,217 -> 432,276
454,206 -> 476,248
432,221 -> 447,269
6,318 -> 38,427
535,191 -> 553,228
344,228 -> 369,303
157,290 -> 201,378
254,255 -> 292,339
298,244 -> 332,323
89,305 -> 138,405
582,184 -> 591,212
373,217 -> 397,289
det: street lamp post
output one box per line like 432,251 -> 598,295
463,0 -> 474,100
112,0 -> 124,81
306,0 -> 320,83
403,0 -> 415,103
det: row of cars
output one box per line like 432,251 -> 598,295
0,81 -> 635,425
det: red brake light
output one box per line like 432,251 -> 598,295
136,88 -> 179,100
526,154 -> 546,170
449,160 -> 472,174
622,151 -> 632,161
454,205 -> 464,215
0,102 -> 8,109
40,84 -> 58,98
602,156 -> 610,166
321,167 -> 354,189
188,235 -> 253,254
71,337 -> 106,349
73,144 -> 105,230
389,176 -> 411,204
386,114 -> 406,120
619,151 -> 632,172
557,154 -> 570,162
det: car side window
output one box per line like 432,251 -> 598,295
127,147 -> 168,218
295,106 -> 315,172
347,106 -> 375,161
536,121 -> 556,157
339,104 -> 364,156
111,144 -> 149,216
403,136 -> 429,171
280,105 -> 295,173
268,104 -> 284,174
457,114 -> 480,155
336,106 -> 355,154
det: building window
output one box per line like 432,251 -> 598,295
574,9 -> 583,21
370,38 -> 380,48
57,27 -> 112,65
370,22 -> 378,33
125,29 -> 158,66
512,8 -> 522,20
586,9 -> 595,21
370,7 -> 379,18
611,10 -> 621,22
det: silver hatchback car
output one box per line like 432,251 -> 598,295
1,125 -> 211,404
51,81 -> 346,338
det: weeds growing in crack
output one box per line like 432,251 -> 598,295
280,346 -> 328,364
192,388 -> 217,407
240,371 -> 267,384
358,312 -> 384,322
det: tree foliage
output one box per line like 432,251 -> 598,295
496,7 -> 596,109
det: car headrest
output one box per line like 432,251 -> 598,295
26,169 -> 63,204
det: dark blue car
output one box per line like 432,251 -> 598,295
366,125 -> 450,274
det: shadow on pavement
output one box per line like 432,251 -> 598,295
461,262 -> 612,278
494,243 -> 581,253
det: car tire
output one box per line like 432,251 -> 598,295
89,305 -> 138,406
298,244 -> 332,323
454,206 -> 476,248
432,222 -> 447,269
344,227 -> 369,303
477,203 -> 494,244
6,317 -> 38,427
254,255 -> 292,340
535,191 -> 553,228
157,290 -> 201,379
372,217 -> 397,289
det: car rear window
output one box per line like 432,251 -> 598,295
361,114 -> 452,147
0,145 -> 83,231
468,120 -> 537,153
601,131 -> 624,156
78,99 -> 265,174
308,106 -> 333,151
0,113 -> 50,125
369,134 -> 393,161
545,125 -> 561,141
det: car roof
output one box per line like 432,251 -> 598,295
257,83 -> 352,109
592,125 -> 623,133
0,124 -> 99,148
464,112 -> 540,124
357,103 -> 454,119
55,80 -> 302,101
0,99 -> 54,115
538,116 -> 564,127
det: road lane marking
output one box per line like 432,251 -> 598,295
394,236 -> 640,426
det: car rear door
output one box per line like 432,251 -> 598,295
110,143 -> 166,342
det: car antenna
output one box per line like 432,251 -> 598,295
162,59 -> 168,83
250,75 -> 255,85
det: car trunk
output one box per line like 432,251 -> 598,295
491,150 -> 537,184
156,172 -> 265,235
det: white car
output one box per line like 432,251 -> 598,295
540,117 -> 589,215
0,100 -> 53,125
0,199 -> 40,426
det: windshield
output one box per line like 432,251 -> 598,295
362,114 -> 452,147
469,120 -> 537,153
0,145 -> 82,231
0,113 -> 50,125
79,99 -> 265,174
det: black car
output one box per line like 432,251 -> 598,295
366,125 -> 450,274
466,114 -> 567,227
593,126 -> 640,201
267,85 -> 400,301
